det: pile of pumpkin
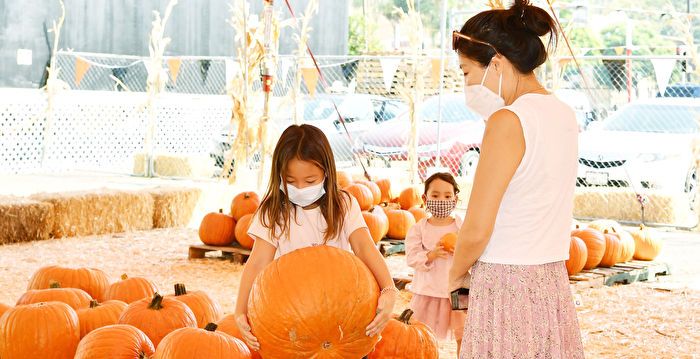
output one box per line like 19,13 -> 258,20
565,220 -> 663,276
339,171 -> 426,242
198,191 -> 261,249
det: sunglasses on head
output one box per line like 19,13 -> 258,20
452,30 -> 499,54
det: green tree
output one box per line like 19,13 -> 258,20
348,13 -> 384,55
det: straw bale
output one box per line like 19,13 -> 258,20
153,154 -> 215,178
30,189 -> 154,238
133,153 -> 147,175
145,186 -> 202,228
574,187 -> 691,224
0,196 -> 54,244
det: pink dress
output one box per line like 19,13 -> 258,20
405,216 -> 466,341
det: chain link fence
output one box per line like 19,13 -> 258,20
2,50 -> 699,227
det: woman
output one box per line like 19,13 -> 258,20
448,0 -> 585,357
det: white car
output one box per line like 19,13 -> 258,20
577,98 -> 700,200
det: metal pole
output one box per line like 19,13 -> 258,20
626,21 -> 632,103
436,0 -> 447,170
243,0 -> 250,164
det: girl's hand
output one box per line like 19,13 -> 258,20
235,313 -> 260,351
426,246 -> 449,264
365,289 -> 397,337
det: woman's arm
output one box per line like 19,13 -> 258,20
449,109 -> 525,288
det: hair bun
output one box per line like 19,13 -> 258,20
509,0 -> 554,37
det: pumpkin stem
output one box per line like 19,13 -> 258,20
603,229 -> 609,234
244,192 -> 251,199
397,309 -> 414,324
139,351 -> 149,359
49,281 -> 61,288
147,293 -> 164,310
89,300 -> 100,308
205,323 -> 218,332
575,224 -> 580,229
174,283 -> 187,296
640,224 -> 645,230
121,273 -> 128,281
218,209 -> 223,213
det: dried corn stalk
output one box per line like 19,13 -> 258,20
291,0 -> 318,125
485,0 -> 505,9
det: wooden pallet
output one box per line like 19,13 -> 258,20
569,260 -> 671,290
377,239 -> 405,257
188,243 -> 251,264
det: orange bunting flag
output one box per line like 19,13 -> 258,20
168,58 -> 182,85
688,14 -> 696,20
614,46 -> 625,56
430,58 -> 448,85
74,57 -> 92,86
301,67 -> 319,98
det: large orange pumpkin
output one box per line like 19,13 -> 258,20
16,281 -> 92,310
118,293 -> 197,348
168,283 -> 223,329
599,229 -> 622,268
248,246 -> 380,358
399,187 -> 422,210
337,171 -> 353,189
0,301 -> 80,358
374,178 -> 392,203
630,224 -> 663,260
345,183 -> 374,211
230,192 -> 260,221
77,300 -> 128,338
74,324 -> 155,359
408,205 -> 427,222
368,309 -> 439,359
217,315 -> 262,359
199,209 -> 237,246
356,180 -> 382,205
104,274 -> 159,304
572,226 -> 606,269
386,209 -> 416,239
565,236 -> 587,275
153,323 -> 252,359
27,265 -> 110,301
615,229 -> 636,263
363,206 -> 390,243
381,202 -> 401,215
234,214 -> 255,249
438,232 -> 457,253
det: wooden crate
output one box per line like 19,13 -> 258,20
377,239 -> 405,257
188,243 -> 251,264
569,260 -> 671,290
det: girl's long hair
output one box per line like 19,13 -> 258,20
256,124 -> 347,243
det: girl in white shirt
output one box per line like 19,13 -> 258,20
233,124 -> 397,355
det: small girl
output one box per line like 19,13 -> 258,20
405,172 -> 466,352
233,124 -> 397,353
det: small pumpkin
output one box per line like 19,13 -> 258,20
408,205 -> 427,222
374,178 -> 392,203
356,180 -> 382,205
234,214 -> 256,249
153,323 -> 252,359
230,192 -> 260,221
199,209 -> 236,246
0,301 -> 80,358
27,265 -> 110,301
571,225 -> 606,269
16,281 -> 92,310
630,224 -> 663,260
615,229 -> 636,263
368,309 -> 439,359
74,324 -> 155,359
438,232 -> 457,253
565,236 -> 587,275
399,187 -> 422,210
104,274 -> 159,304
217,314 -> 262,359
77,300 -> 128,338
345,183 -> 374,211
168,283 -> 223,329
386,209 -> 416,239
363,206 -> 390,243
118,293 -> 197,348
337,171 -> 353,189
599,229 -> 622,268
587,219 -> 623,235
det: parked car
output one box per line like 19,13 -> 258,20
577,98 -> 700,202
356,94 -> 485,180
657,83 -> 700,98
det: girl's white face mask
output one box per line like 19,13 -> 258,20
463,61 -> 505,119
281,180 -> 326,207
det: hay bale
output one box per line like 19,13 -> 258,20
154,154 -> 215,178
145,186 -> 202,228
30,189 -> 154,238
574,187 -> 691,225
133,153 -> 147,175
0,196 -> 55,244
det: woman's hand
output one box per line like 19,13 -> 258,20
235,313 -> 260,351
426,246 -> 449,264
448,270 -> 472,294
365,289 -> 397,337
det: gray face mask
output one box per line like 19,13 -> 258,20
280,180 -> 326,207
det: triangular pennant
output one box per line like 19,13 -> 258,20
651,58 -> 676,96
688,14 -> 697,20
280,57 -> 292,83
168,58 -> 182,85
379,58 -> 401,92
614,46 -> 625,56
430,58 -> 449,85
74,57 -> 92,86
301,67 -> 319,98
225,59 -> 237,86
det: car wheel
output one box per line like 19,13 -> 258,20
684,166 -> 698,208
458,149 -> 480,179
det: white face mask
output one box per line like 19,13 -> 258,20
280,180 -> 326,207
464,62 -> 505,119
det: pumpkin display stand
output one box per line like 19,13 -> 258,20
568,260 -> 671,290
188,243 -> 251,264
377,239 -> 406,257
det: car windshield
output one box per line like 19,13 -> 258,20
303,97 -> 372,121
420,97 -> 481,122
601,104 -> 700,134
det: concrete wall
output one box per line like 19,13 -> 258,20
0,0 -> 349,88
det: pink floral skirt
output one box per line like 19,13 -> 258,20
410,294 -> 466,341
460,261 -> 584,359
